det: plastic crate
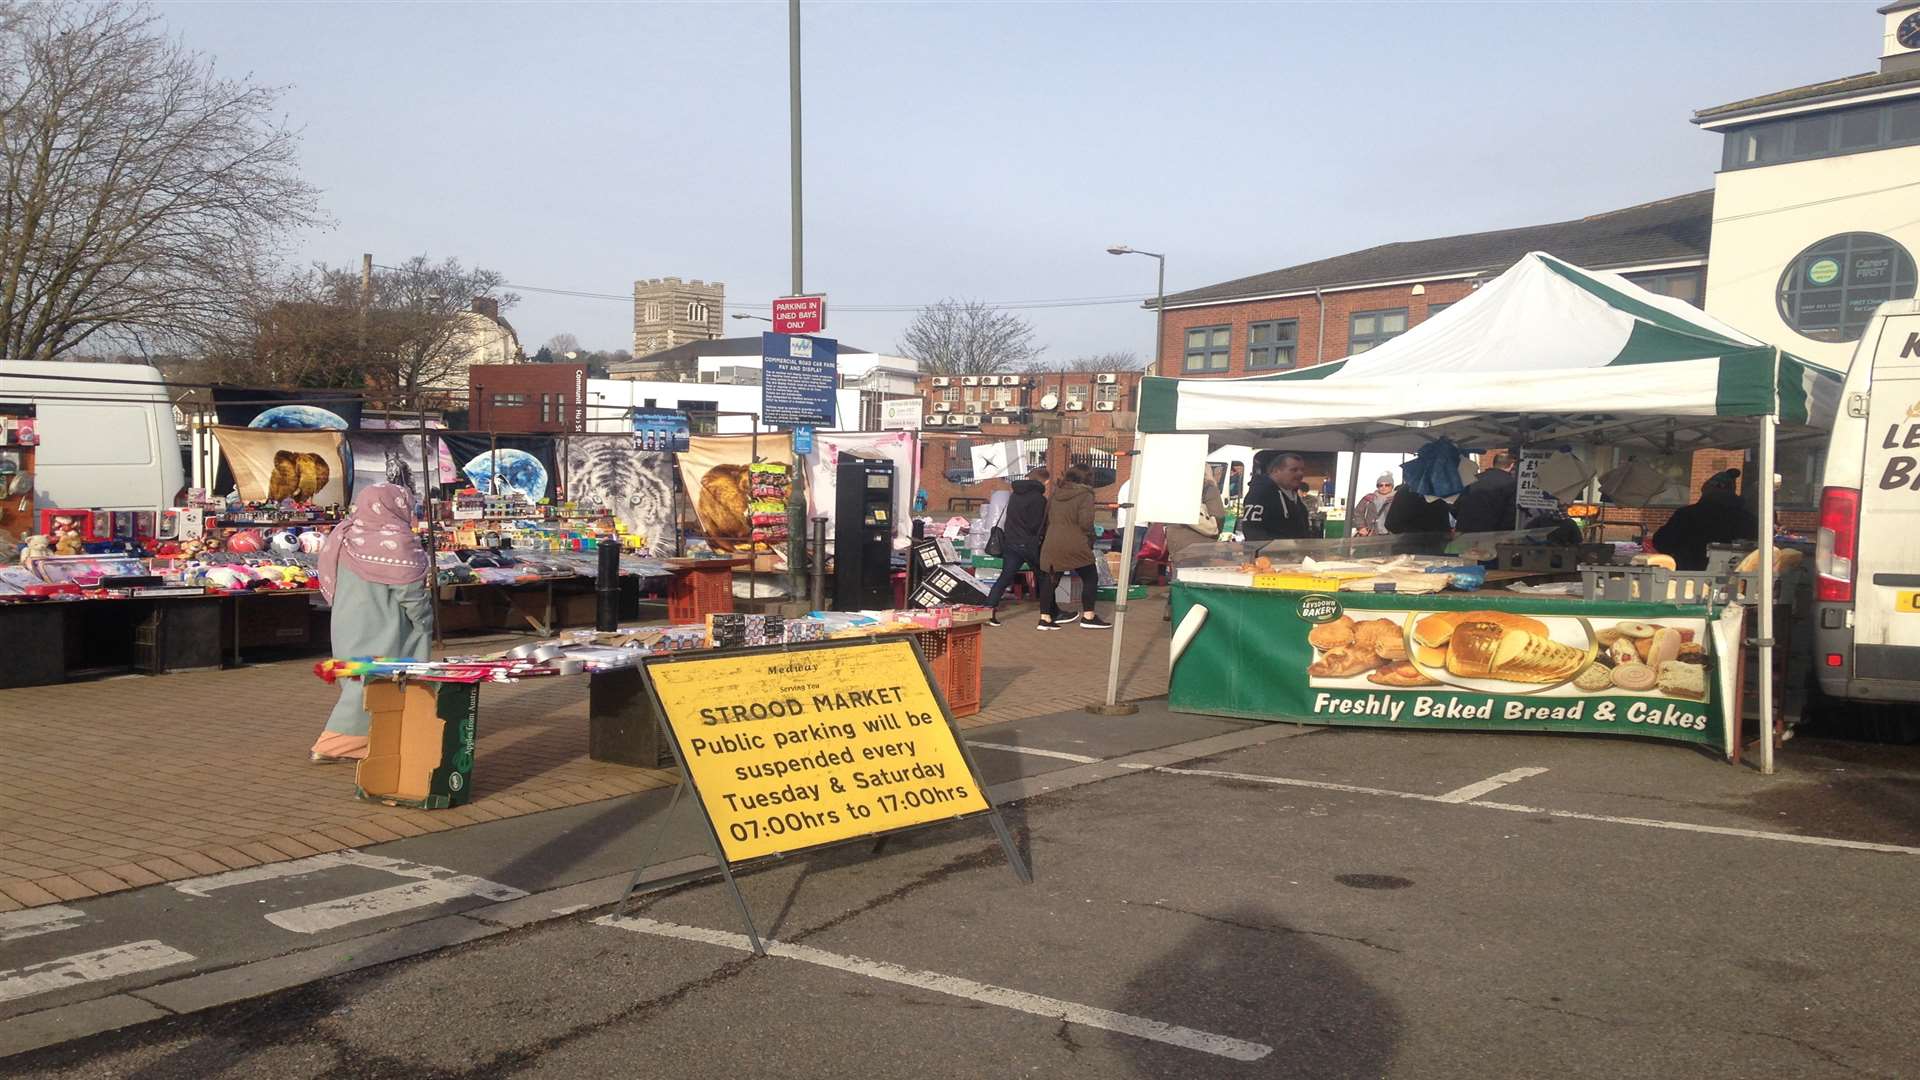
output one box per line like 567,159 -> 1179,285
1578,564 -> 1716,604
913,624 -> 981,718
667,563 -> 735,625
1097,584 -> 1148,601
1496,543 -> 1615,573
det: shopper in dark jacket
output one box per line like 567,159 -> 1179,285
1383,483 -> 1453,548
1651,469 -> 1758,571
1453,453 -> 1519,533
1036,465 -> 1110,629
984,468 -> 1050,625
1241,453 -> 1315,541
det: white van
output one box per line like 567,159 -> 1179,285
1813,299 -> 1920,704
0,360 -> 185,516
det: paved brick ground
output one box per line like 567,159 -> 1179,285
0,594 -> 1169,910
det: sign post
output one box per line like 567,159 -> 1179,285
771,295 -> 826,335
621,637 -> 1030,951
761,332 -> 838,429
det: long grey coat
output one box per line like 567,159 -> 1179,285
324,563 -> 434,735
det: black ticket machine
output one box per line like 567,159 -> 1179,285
834,454 -> 894,610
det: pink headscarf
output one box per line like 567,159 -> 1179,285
318,482 -> 430,602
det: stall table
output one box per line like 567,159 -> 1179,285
1170,581 -> 1729,755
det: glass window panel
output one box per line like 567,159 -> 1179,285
1838,107 -> 1881,150
1210,328 -> 1230,348
1380,312 -> 1407,333
1893,101 -> 1920,143
1275,321 -> 1297,342
1351,315 -> 1376,336
1351,342 -> 1374,354
1787,115 -> 1833,157
1186,328 -> 1209,348
1249,323 -> 1271,344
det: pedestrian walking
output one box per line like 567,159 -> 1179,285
983,466 -> 1050,626
310,482 -> 434,764
1037,464 -> 1110,630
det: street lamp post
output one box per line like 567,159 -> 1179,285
1107,245 -> 1166,378
1091,244 -> 1166,714
731,313 -> 773,324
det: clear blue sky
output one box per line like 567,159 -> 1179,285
156,0 -> 1868,363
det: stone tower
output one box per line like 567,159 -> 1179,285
632,277 -> 725,357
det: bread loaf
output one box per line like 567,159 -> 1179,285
1488,630 -> 1586,683
1413,610 -> 1550,649
1444,621 -> 1505,677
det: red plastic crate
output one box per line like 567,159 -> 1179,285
668,564 -> 735,625
914,624 -> 981,718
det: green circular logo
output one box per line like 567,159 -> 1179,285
1807,258 -> 1840,286
1297,594 -> 1343,624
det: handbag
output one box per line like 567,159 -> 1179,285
985,525 -> 1005,557
1196,507 -> 1221,537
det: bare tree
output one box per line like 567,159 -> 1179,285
1055,350 -> 1143,373
543,332 -> 580,356
897,298 -> 1042,375
0,1 -> 324,360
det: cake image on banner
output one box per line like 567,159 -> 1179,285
563,438 -> 676,555
440,435 -> 557,504
215,427 -> 348,505
676,433 -> 792,552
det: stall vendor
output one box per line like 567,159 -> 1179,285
311,483 -> 434,764
1452,452 -> 1519,533
1651,469 -> 1757,572
1242,453 -> 1315,541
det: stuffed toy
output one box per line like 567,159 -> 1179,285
21,534 -> 52,571
298,530 -> 327,554
268,530 -> 301,557
54,531 -> 83,555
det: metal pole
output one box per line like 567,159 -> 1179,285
1100,446 -> 1141,712
809,515 -> 827,611
1757,350 -> 1779,775
1152,255 -> 1166,379
1343,439 -> 1364,556
420,404 -> 441,651
788,0 -> 803,298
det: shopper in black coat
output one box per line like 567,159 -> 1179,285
1452,453 -> 1519,533
984,467 -> 1050,624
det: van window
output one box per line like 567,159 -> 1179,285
37,406 -> 155,466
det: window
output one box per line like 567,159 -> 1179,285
1349,308 -> 1408,353
687,301 -> 710,324
1183,325 -> 1230,373
942,387 -> 958,402
1722,97 -> 1920,170
1776,232 -> 1919,343
1425,302 -> 1455,318
1096,383 -> 1124,403
1624,269 -> 1705,307
540,393 -> 552,423
1066,384 -> 1089,407
490,393 -> 527,408
1246,320 -> 1298,370
678,399 -> 720,434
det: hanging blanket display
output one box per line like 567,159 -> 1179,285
562,436 -> 677,555
800,430 -> 916,547
676,433 -> 793,557
361,418 -> 458,484
348,432 -> 438,507
440,434 -> 558,504
210,387 -> 363,497
214,426 -> 350,506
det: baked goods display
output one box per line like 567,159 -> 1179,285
1303,616 -> 1406,680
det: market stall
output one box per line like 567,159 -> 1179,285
1119,252 -> 1844,770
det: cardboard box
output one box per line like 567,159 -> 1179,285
357,681 -> 478,809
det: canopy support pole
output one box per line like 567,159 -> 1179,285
1099,446 -> 1142,714
1343,438 -> 1364,556
1757,353 -> 1779,775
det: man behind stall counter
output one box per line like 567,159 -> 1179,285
1241,452 -> 1316,541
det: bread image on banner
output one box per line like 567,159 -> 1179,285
215,426 -> 347,505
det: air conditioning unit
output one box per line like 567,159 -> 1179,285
1001,375 -> 1020,386
1095,373 -> 1118,384
1065,401 -> 1086,412
962,413 -> 982,425
931,376 -> 950,387
933,401 -> 951,412
1095,401 -> 1117,412
923,414 -> 944,426
991,415 -> 1010,425
962,376 -> 981,386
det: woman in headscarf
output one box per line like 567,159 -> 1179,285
310,483 -> 434,764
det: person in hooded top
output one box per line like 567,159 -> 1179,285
310,483 -> 434,764
983,466 -> 1050,626
1651,468 -> 1758,572
1240,453 -> 1315,541
1037,464 -> 1111,630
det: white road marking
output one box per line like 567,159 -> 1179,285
1435,767 -> 1550,804
596,915 -> 1272,1062
0,941 -> 195,1003
0,905 -> 88,943
1127,763 -> 1920,856
266,880 -> 479,934
968,742 -> 1103,764
551,903 -> 593,915
170,849 -> 526,933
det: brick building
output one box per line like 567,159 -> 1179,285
468,363 -> 588,433
1153,192 -> 1712,380
914,368 -> 1144,514
632,277 -> 725,358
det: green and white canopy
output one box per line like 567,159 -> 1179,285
1137,252 -> 1843,453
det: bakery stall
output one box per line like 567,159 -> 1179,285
1119,252 -> 1841,769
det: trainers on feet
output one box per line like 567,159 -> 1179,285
1036,619 -> 1062,631
1078,614 -> 1113,629
987,613 -> 1003,627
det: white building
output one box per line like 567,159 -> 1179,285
583,378 -> 868,435
604,335 -> 918,430
1696,1 -> 1920,370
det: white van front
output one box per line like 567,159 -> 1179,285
1814,299 -> 1920,701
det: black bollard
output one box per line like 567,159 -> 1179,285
595,539 -> 621,632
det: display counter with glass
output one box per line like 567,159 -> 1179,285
1167,533 -> 1754,757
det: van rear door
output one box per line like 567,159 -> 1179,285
1852,313 -> 1920,676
